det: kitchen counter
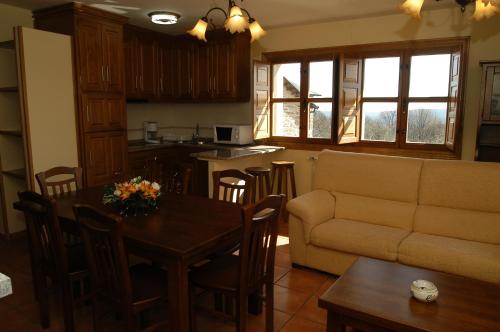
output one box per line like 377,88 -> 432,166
191,145 -> 285,161
128,140 -> 218,153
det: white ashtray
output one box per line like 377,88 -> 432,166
410,279 -> 439,303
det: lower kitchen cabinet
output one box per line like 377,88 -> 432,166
85,131 -> 127,186
128,146 -> 210,196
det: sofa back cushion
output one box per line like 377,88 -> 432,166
334,192 -> 416,231
314,150 -> 423,203
417,159 -> 500,245
419,159 -> 500,213
414,206 -> 500,245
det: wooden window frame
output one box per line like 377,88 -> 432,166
262,37 -> 469,159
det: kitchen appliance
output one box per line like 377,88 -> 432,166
144,121 -> 161,144
213,124 -> 253,145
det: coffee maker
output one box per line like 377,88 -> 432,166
143,121 -> 161,144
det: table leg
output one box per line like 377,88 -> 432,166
167,259 -> 190,332
327,311 -> 346,332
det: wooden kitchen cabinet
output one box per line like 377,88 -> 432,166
86,131 -> 127,186
81,94 -> 126,132
75,17 -> 124,93
157,37 -> 176,99
124,25 -> 157,99
34,3 -> 128,186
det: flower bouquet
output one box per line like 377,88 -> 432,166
102,177 -> 161,216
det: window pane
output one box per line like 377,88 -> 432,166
406,102 -> 447,144
309,61 -> 333,98
409,54 -> 451,97
491,73 -> 500,116
273,102 -> 300,137
272,63 -> 301,98
308,102 -> 332,139
363,57 -> 400,98
361,102 -> 397,142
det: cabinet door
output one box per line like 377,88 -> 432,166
108,132 -> 127,183
137,36 -> 157,97
196,43 -> 213,99
82,94 -> 107,132
102,23 -> 124,93
76,18 -> 105,92
157,44 -> 175,99
214,41 -> 235,99
85,133 -> 109,186
175,43 -> 194,99
106,97 -> 126,131
124,35 -> 138,97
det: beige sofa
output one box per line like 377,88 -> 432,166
287,150 -> 500,284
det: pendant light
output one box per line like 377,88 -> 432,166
400,0 -> 498,20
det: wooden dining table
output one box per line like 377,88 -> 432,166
54,186 -> 243,332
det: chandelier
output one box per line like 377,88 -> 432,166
400,0 -> 499,20
188,0 -> 266,42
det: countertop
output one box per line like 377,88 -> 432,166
128,140 -> 285,161
190,145 -> 285,161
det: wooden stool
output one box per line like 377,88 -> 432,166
270,161 -> 297,200
245,167 -> 271,203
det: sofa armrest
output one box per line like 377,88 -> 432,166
287,189 -> 335,243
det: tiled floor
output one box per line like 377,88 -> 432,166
0,220 -> 337,331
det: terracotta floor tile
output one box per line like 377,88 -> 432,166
294,295 -> 327,325
247,308 -> 292,332
273,285 -> 311,314
316,277 -> 337,297
274,265 -> 292,283
275,252 -> 292,268
279,316 -> 326,332
276,268 -> 329,294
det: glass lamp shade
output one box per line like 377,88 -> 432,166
187,18 -> 208,42
224,5 -> 248,34
400,0 -> 425,18
472,0 -> 498,20
249,20 -> 266,42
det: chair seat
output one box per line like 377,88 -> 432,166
271,161 -> 295,167
245,167 -> 271,174
190,254 -> 239,293
129,263 -> 168,304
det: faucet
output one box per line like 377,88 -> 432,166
192,123 -> 200,142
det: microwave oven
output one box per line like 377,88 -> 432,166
213,125 -> 253,145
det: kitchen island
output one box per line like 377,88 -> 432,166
128,141 -> 285,197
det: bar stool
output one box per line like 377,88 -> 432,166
245,166 -> 271,203
271,161 -> 297,200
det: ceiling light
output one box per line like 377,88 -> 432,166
148,11 -> 180,25
188,0 -> 265,43
400,0 -> 498,20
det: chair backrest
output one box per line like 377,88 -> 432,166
163,165 -> 192,195
238,194 -> 285,291
36,166 -> 83,198
213,169 -> 254,205
17,191 -> 67,278
73,205 -> 132,310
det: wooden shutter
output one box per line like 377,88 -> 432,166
338,55 -> 363,144
446,51 -> 461,151
253,61 -> 271,140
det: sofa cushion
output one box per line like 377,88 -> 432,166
398,232 -> 500,284
313,150 -> 423,203
415,206 -> 500,245
419,159 -> 500,213
334,192 -> 416,231
310,219 -> 410,261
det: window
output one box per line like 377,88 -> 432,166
259,37 -> 467,157
270,58 -> 335,141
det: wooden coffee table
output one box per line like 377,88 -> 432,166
319,257 -> 500,332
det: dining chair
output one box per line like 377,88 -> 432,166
17,191 -> 88,332
212,169 -> 254,205
73,204 -> 168,332
189,194 -> 286,332
36,166 -> 83,198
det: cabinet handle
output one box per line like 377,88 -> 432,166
135,76 -> 138,89
89,151 -> 93,163
86,105 -> 90,122
107,66 -> 110,82
160,77 -> 164,92
101,66 -> 105,81
140,75 -> 143,89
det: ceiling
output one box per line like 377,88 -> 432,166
0,0 -> 477,35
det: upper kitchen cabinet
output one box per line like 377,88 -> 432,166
124,25 -> 157,99
157,36 -> 176,99
75,17 -> 124,93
